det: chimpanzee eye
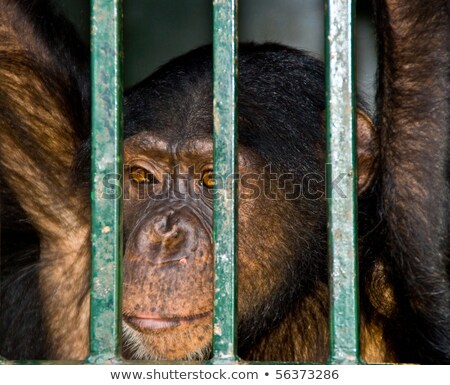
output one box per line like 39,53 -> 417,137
201,170 -> 215,189
129,167 -> 158,184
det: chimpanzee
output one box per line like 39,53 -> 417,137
0,0 -> 448,363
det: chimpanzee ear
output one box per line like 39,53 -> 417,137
356,110 -> 378,194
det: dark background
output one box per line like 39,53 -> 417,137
56,0 -> 376,107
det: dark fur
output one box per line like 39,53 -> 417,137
0,0 -> 449,363
372,0 -> 450,362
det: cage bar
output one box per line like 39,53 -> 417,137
211,0 -> 239,363
325,0 -> 359,364
89,0 -> 124,363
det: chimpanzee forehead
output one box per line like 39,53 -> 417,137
125,132 -> 212,157
124,131 -> 264,171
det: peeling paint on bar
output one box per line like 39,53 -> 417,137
211,0 -> 239,364
89,0 -> 123,363
325,0 -> 359,364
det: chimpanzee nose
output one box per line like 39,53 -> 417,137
151,214 -> 183,245
136,207 -> 204,265
148,210 -> 183,245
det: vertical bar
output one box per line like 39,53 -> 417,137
325,0 -> 359,364
89,0 -> 123,363
212,0 -> 238,363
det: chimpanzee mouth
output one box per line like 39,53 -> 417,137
123,311 -> 212,332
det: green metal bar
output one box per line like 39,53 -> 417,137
325,0 -> 359,364
89,0 -> 123,363
211,0 -> 239,363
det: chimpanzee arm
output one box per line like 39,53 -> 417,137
0,0 -> 91,359
0,0 -> 90,237
375,0 -> 450,363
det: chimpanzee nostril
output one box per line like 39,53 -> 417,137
151,215 -> 183,245
153,215 -> 170,235
134,206 -> 209,265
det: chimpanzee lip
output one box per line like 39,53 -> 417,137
124,311 -> 212,332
